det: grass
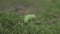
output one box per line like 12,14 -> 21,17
0,0 -> 60,34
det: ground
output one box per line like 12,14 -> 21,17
0,0 -> 60,34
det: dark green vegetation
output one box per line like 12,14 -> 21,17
0,0 -> 60,34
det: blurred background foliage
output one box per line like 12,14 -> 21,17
0,0 -> 60,34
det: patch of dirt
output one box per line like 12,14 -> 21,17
0,4 -> 36,16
